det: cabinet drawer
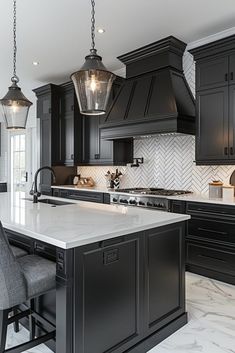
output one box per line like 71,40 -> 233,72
188,217 -> 235,244
66,190 -> 104,203
187,243 -> 235,276
186,202 -> 235,218
34,241 -> 56,261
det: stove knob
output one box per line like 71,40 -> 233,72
129,200 -> 137,205
153,203 -> 158,207
112,198 -> 118,203
138,201 -> 145,206
120,199 -> 128,204
147,202 -> 153,207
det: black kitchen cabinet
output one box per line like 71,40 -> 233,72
196,86 -> 229,161
72,223 -> 186,353
170,199 -> 235,285
190,34 -> 235,165
82,77 -> 133,166
60,82 -> 83,166
34,84 -> 63,195
52,187 -> 108,204
229,84 -> 235,155
83,115 -> 133,165
145,225 -> 185,335
196,56 -> 228,90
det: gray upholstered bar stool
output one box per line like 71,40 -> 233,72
0,222 -> 56,353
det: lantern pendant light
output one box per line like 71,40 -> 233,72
71,0 -> 116,115
0,0 -> 32,129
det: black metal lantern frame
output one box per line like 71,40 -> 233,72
71,0 -> 115,115
0,0 -> 32,129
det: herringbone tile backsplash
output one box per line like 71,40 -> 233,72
78,135 -> 235,194
78,52 -> 235,194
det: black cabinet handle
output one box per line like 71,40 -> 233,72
230,147 -> 234,155
197,227 -> 227,236
95,154 -> 100,159
71,105 -> 74,111
225,73 -> 228,81
224,147 -> 228,155
71,154 -> 74,159
231,72 -> 234,81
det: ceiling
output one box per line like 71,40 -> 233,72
0,0 -> 235,106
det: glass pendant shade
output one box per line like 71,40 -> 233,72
71,50 -> 116,115
0,82 -> 32,129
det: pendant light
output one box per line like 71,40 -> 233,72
0,0 -> 32,129
71,0 -> 116,115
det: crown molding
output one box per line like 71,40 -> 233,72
186,26 -> 235,51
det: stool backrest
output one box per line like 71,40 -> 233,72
0,222 -> 27,310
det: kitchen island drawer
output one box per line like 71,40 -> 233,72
186,242 -> 235,276
187,217 -> 235,244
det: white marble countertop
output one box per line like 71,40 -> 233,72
0,192 -> 190,249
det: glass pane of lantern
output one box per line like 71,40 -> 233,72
72,69 -> 115,115
1,100 -> 30,129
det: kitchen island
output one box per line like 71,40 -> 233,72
0,192 -> 190,353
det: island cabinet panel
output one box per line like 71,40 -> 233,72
73,233 -> 145,353
145,225 -> 185,334
58,223 -> 187,353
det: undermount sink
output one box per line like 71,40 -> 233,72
38,199 -> 74,206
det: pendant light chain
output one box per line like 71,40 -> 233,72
12,0 -> 19,83
91,0 -> 96,51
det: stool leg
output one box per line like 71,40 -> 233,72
29,299 -> 36,340
13,309 -> 19,333
0,310 -> 8,353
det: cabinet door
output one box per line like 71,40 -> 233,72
197,56 -> 228,90
62,91 -> 74,165
86,116 -> 100,163
196,87 -> 229,163
229,84 -> 235,158
74,233 -> 144,353
229,54 -> 235,84
145,224 -> 185,335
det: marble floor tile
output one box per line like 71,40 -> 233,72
5,272 -> 235,353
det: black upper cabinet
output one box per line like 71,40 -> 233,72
229,54 -> 235,83
190,34 -> 235,165
229,84 -> 235,156
60,82 -> 83,166
196,56 -> 228,90
196,87 -> 229,161
34,84 -> 63,194
82,77 -> 134,166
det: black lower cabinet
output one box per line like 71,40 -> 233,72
55,223 -> 186,353
53,187 -> 110,204
170,200 -> 235,285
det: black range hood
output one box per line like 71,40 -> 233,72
100,36 -> 195,140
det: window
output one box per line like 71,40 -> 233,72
10,133 -> 27,191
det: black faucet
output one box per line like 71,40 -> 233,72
30,166 -> 56,203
